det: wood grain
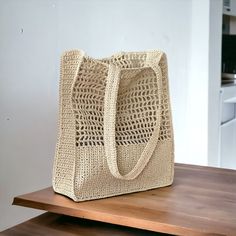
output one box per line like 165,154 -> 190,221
0,212 -> 167,235
12,163 -> 236,236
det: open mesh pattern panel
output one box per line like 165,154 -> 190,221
72,52 -> 171,147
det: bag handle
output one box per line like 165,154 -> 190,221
104,52 -> 163,180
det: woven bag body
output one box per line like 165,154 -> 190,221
53,50 -> 174,201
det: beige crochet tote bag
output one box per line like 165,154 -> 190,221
52,49 -> 174,201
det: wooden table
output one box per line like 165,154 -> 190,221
4,164 -> 236,235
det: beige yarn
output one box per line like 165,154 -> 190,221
52,49 -> 174,201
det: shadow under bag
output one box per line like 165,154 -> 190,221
53,50 -> 174,201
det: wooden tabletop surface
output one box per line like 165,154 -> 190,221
12,163 -> 236,236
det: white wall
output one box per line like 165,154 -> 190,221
185,0 -> 223,166
0,0 -> 59,231
185,0 -> 211,166
208,0 -> 223,166
0,0 -> 221,231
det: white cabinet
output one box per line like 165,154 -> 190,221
219,85 -> 236,169
220,119 -> 236,169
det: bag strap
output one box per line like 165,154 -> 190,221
104,52 -> 163,180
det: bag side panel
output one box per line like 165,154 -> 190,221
157,53 -> 175,182
52,50 -> 82,201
